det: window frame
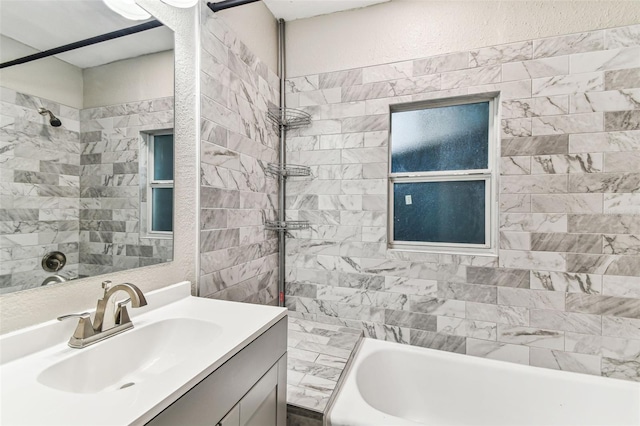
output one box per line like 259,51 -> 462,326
387,93 -> 500,256
146,130 -> 174,237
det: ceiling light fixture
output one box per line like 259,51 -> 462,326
103,0 -> 151,20
161,0 -> 199,7
103,0 -> 198,21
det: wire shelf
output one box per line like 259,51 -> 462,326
266,163 -> 311,177
267,107 -> 311,129
264,220 -> 310,231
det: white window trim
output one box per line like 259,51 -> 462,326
387,93 -> 500,256
146,130 -> 174,238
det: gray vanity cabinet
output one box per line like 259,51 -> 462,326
147,318 -> 287,426
219,360 -> 279,426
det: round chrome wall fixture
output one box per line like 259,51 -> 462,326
42,251 -> 67,272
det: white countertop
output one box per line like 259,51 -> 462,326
0,282 -> 287,426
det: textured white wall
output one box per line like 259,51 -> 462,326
286,0 -> 640,77
0,1 -> 199,334
0,35 -> 84,109
214,0 -> 278,73
83,50 -> 174,108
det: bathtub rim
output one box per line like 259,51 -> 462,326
323,332 -> 365,426
326,337 -> 640,426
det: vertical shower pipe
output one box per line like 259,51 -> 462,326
277,19 -> 286,307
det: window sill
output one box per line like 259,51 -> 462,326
142,233 -> 173,240
387,246 -> 498,258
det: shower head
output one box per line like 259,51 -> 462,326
38,108 -> 62,127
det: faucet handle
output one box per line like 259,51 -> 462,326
58,312 -> 95,340
57,312 -> 91,321
101,280 -> 112,294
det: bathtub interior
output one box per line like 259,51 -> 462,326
329,338 -> 640,426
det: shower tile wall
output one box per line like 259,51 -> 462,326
198,13 -> 280,304
284,24 -> 640,381
0,88 -> 174,292
79,97 -> 174,276
0,89 -> 81,292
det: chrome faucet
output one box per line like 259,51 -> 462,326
58,281 -> 148,349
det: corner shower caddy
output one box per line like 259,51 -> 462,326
264,106 -> 312,234
265,48 -> 313,307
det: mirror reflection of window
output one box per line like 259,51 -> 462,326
0,0 -> 175,292
149,133 -> 174,234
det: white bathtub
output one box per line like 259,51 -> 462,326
327,338 -> 640,426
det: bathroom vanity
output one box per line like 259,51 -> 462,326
0,282 -> 288,426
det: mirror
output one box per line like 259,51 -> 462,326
0,0 -> 175,295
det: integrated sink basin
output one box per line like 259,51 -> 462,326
0,281 -> 288,426
37,318 -> 222,394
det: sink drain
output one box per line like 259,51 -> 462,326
120,382 -> 135,389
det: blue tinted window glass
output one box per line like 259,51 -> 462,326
391,102 -> 489,173
152,188 -> 173,232
153,134 -> 174,181
393,181 -> 486,244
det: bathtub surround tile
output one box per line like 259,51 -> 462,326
602,275 -> 640,298
530,348 -> 601,376
502,135 -> 569,156
440,65 -> 501,90
466,302 -> 529,326
568,214 -> 640,234
497,325 -> 565,350
409,329 -> 466,354
466,266 -> 530,288
604,67 -> 640,90
568,172 -> 640,193
467,339 -> 530,365
502,96 -> 569,119
602,357 -> 640,381
565,332 -> 640,361
199,14 -> 279,304
603,316 -> 640,340
530,154 -> 602,174
501,157 -> 531,175
470,41 -> 532,67
531,194 -> 602,214
533,31 -> 604,58
502,56 -> 569,81
569,131 -> 640,153
532,113 -> 604,136
530,271 -> 602,294
605,110 -> 640,131
385,309 -> 437,332
498,287 -> 565,310
413,52 -> 470,76
566,293 -> 640,319
437,317 -> 497,340
530,232 -> 601,253
283,24 -> 640,382
532,73 -> 604,97
530,310 -> 601,334
319,69 -> 363,89
571,89 -> 640,113
566,253 -> 640,276
570,47 -> 640,73
438,282 -> 497,304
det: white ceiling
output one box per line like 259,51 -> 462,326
0,0 -> 389,70
0,0 -> 174,69
262,0 -> 390,21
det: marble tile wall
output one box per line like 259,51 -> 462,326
284,24 -> 640,381
0,89 -> 81,292
79,97 -> 174,276
198,12 -> 281,304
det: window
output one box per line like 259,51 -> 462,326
148,132 -> 174,234
389,95 -> 498,254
